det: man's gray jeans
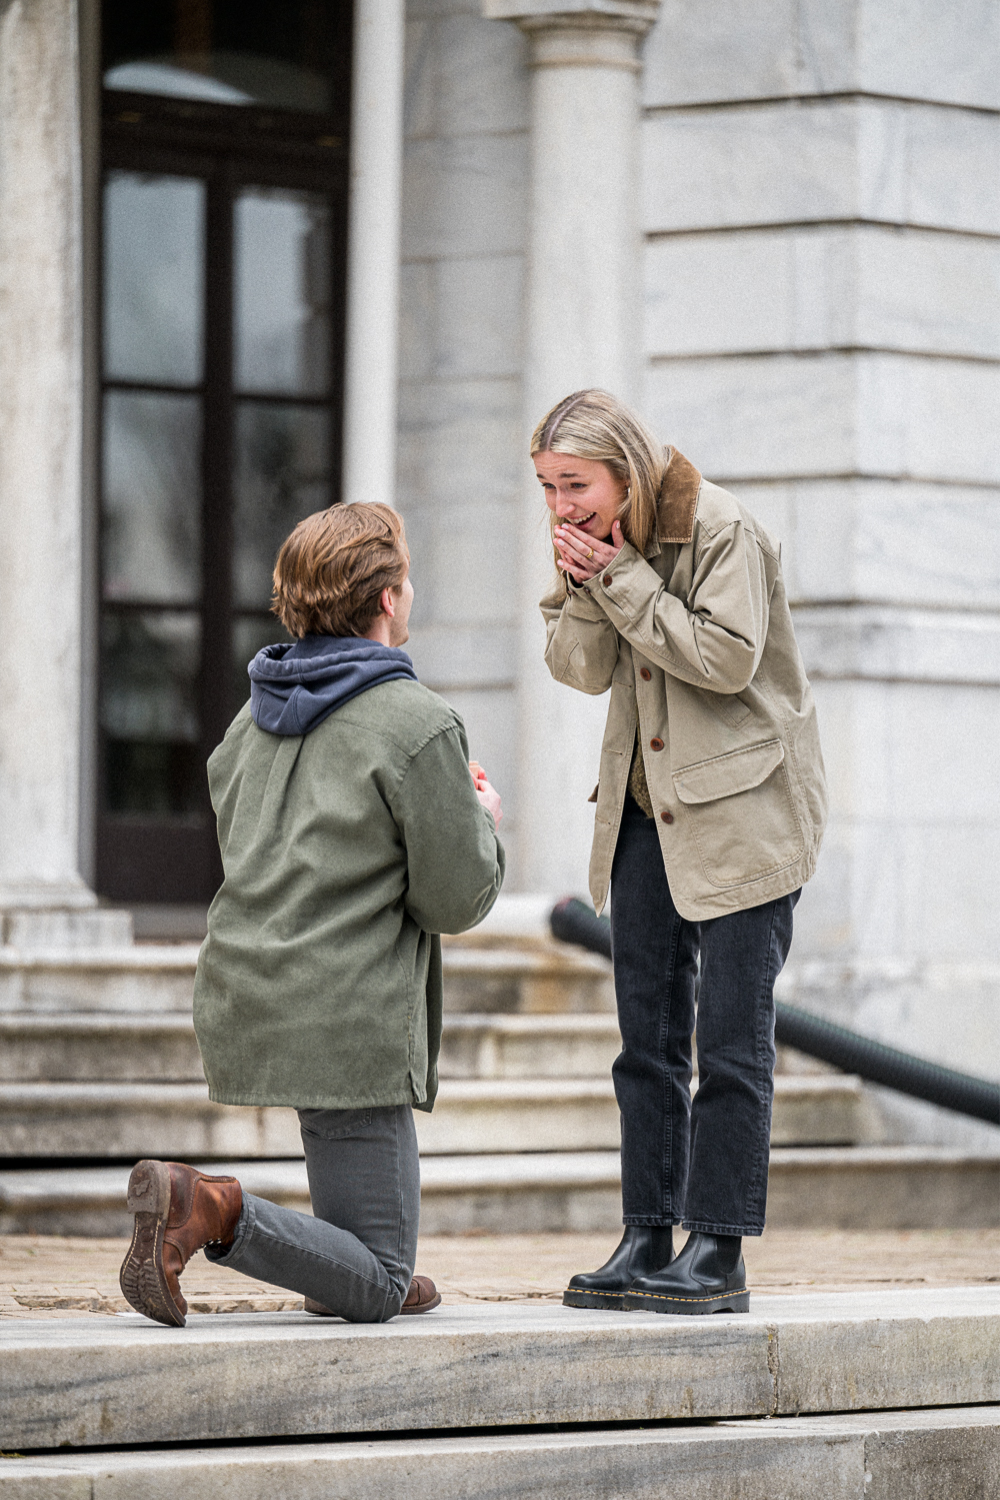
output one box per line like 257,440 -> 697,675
205,1104 -> 420,1322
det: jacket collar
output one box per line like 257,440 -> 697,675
656,447 -> 702,545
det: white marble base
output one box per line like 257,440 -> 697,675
2,1288 -> 997,1449
3,1404 -> 998,1498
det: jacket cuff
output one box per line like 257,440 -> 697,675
564,577 -> 610,620
588,540 -> 650,618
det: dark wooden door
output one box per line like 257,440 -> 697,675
96,2 -> 351,903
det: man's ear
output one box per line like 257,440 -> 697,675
380,586 -> 396,618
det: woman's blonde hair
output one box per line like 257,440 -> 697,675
530,390 -> 667,566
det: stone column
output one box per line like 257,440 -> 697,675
0,0 -> 95,921
484,0 -> 660,895
341,0 -> 406,508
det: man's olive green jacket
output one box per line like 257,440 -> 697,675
541,449 -> 827,920
193,682 -> 504,1111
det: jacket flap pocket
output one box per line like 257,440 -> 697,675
673,740 -> 785,805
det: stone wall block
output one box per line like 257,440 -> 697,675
398,377 -> 523,511
399,260 -> 437,379
428,500 -> 519,626
645,351 -> 1000,484
404,625 -> 517,688
402,255 -> 524,380
795,607 -> 1000,689
643,101 -> 1000,236
402,134 -> 528,259
645,225 -> 1000,361
406,12 -> 529,139
792,677 -> 1000,968
732,480 -> 1000,611
642,0 -> 1000,111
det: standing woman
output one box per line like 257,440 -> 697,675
535,390 -> 827,1314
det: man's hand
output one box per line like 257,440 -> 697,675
476,779 -> 502,825
554,519 -> 625,583
470,762 -> 502,825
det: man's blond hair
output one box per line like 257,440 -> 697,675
272,503 -> 409,638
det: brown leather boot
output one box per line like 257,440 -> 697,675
120,1160 -> 242,1328
400,1274 -> 442,1313
304,1273 -> 441,1319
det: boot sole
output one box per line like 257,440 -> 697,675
623,1288 -> 750,1315
119,1160 -> 186,1328
562,1288 -> 625,1311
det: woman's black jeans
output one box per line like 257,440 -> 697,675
610,793 -> 799,1237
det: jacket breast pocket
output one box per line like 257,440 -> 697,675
672,740 -> 803,889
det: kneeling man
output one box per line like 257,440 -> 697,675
121,502 -> 504,1325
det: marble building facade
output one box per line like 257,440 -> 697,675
0,0 -> 997,1140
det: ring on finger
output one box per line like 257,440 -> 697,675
586,546 -> 594,559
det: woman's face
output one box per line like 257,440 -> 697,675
534,451 -> 626,542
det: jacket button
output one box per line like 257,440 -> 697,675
602,573 -> 613,587
660,810 -> 674,824
649,737 -> 664,751
639,668 -> 651,681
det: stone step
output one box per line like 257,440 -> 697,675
1,1288 -> 996,1452
0,943 -> 614,1017
0,1012 -> 205,1082
2,1406 -> 998,1498
0,1012 -> 624,1083
0,1074 -> 864,1159
2,1145 -> 997,1236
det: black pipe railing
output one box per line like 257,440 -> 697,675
550,897 -> 1000,1127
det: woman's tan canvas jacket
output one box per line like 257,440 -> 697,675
540,449 -> 828,920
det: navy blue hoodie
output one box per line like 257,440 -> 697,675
248,634 -> 418,737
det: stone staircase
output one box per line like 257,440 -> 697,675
1,1289 -> 997,1494
0,899 -> 997,1234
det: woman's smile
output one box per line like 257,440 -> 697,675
534,450 -> 627,541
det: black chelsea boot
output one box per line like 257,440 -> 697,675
563,1225 -> 675,1310
623,1231 -> 749,1315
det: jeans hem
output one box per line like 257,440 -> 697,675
623,1216 -> 681,1227
204,1189 -> 256,1263
682,1219 -> 763,1237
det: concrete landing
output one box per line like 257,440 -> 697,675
1,1407 -> 998,1499
2,1288 -> 997,1450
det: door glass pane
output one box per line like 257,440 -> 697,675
234,189 -> 331,395
103,172 -> 205,385
101,611 -> 202,814
102,391 -> 202,604
233,615 -> 294,709
233,402 -> 330,608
